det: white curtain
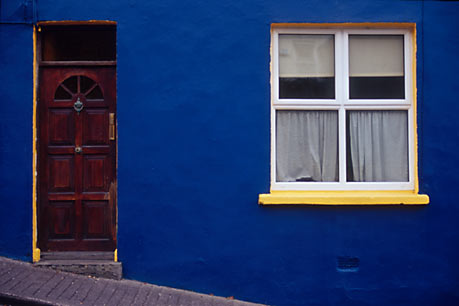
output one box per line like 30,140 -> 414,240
276,111 -> 338,182
348,110 -> 408,182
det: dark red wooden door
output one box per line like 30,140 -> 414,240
38,67 -> 116,252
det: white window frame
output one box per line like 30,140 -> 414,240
271,26 -> 415,191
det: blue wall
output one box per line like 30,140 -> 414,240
0,23 -> 33,261
1,0 -> 459,305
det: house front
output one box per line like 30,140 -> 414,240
0,0 -> 458,305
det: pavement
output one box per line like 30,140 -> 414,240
0,256 -> 266,306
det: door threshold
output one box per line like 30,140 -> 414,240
36,252 -> 121,279
39,251 -> 114,261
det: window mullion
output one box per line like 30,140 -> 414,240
337,30 -> 347,185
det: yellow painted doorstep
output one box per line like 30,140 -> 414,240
33,248 -> 40,263
259,191 -> 429,205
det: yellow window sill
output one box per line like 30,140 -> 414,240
258,191 -> 430,205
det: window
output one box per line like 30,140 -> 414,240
40,25 -> 116,62
259,24 -> 429,205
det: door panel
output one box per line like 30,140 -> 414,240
49,155 -> 75,192
48,201 -> 75,240
48,109 -> 75,145
83,155 -> 109,192
82,201 -> 111,239
38,67 -> 116,252
83,109 -> 109,145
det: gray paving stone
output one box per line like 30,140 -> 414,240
115,282 -> 139,306
0,266 -> 24,287
46,276 -> 74,300
142,286 -> 163,305
81,278 -> 108,305
57,278 -> 84,302
0,256 -> 266,306
0,263 -> 12,276
175,291 -> 199,306
68,277 -> 97,304
2,268 -> 34,292
12,270 -> 55,296
131,284 -> 151,306
92,280 -> 118,306
33,273 -> 66,299
106,284 -> 126,305
0,269 -> 15,286
156,289 -> 181,306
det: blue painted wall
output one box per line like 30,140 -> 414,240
1,0 -> 459,305
0,23 -> 33,261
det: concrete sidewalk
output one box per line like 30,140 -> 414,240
0,257 -> 266,306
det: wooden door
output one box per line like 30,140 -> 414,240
38,67 -> 116,252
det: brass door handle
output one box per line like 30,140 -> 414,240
109,113 -> 115,140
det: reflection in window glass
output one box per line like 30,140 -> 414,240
279,35 -> 335,99
349,35 -> 404,99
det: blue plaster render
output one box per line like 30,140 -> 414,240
1,0 -> 459,305
0,23 -> 33,261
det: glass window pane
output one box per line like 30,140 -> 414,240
346,110 -> 408,182
62,76 -> 78,94
41,25 -> 116,61
279,35 -> 335,99
276,110 -> 338,182
86,85 -> 103,100
349,35 -> 404,99
54,85 -> 72,100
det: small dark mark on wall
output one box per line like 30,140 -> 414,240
337,256 -> 360,272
